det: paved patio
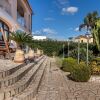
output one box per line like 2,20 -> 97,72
34,58 -> 100,100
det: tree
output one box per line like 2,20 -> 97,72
79,11 -> 98,31
79,11 -> 100,52
92,19 -> 100,51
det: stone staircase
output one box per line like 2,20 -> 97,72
0,55 -> 48,100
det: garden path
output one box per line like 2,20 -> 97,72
33,58 -> 100,100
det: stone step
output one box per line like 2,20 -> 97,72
0,63 -> 34,88
13,57 -> 49,100
33,58 -> 51,100
0,62 -> 26,79
0,56 -> 46,100
0,56 -> 44,88
0,55 -> 44,79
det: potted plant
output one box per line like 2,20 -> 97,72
27,40 -> 35,61
36,48 -> 41,57
9,31 -> 32,63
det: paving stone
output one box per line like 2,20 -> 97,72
96,96 -> 100,100
34,58 -> 100,100
1,57 -> 100,100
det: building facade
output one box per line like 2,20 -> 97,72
74,35 -> 93,43
33,36 -> 47,41
0,0 -> 32,42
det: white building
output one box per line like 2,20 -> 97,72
33,36 -> 47,40
73,35 -> 93,43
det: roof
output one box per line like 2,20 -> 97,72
75,35 -> 86,39
75,35 -> 93,39
24,0 -> 33,14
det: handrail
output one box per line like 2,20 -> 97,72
0,28 -> 10,53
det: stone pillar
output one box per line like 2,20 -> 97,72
24,11 -> 29,30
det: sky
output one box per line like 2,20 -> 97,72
29,0 -> 100,40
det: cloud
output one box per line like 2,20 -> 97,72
75,27 -> 79,32
44,17 -> 55,21
62,6 -> 78,15
32,30 -> 42,35
53,0 -> 69,9
43,28 -> 57,34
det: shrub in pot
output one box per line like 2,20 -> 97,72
36,48 -> 41,57
10,31 -> 32,63
27,41 -> 35,60
28,48 -> 35,61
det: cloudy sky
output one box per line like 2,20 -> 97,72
29,0 -> 100,40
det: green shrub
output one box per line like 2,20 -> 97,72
92,57 -> 100,64
70,63 -> 91,82
69,48 -> 94,62
61,57 -> 77,72
56,57 -> 62,68
90,58 -> 100,75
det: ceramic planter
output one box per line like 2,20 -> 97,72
14,49 -> 25,63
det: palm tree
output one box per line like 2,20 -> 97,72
10,31 -> 32,48
79,11 -> 100,52
79,11 -> 98,31
92,19 -> 100,51
10,31 -> 33,63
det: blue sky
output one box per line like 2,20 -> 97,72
29,0 -> 100,40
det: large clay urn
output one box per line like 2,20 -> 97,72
40,50 -> 43,55
37,49 -> 41,57
14,49 -> 25,63
28,48 -> 34,59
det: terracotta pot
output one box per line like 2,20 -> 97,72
37,49 -> 41,56
14,49 -> 25,63
28,49 -> 34,59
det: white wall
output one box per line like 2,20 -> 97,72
33,36 -> 47,40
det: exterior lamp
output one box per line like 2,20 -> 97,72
63,44 -> 65,59
85,33 -> 90,66
67,37 -> 73,58
78,38 -> 80,64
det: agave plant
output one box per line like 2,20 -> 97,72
9,31 -> 33,63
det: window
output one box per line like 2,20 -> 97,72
81,40 -> 83,43
0,20 -> 9,41
17,4 -> 25,27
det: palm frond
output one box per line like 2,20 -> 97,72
9,32 -> 33,46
